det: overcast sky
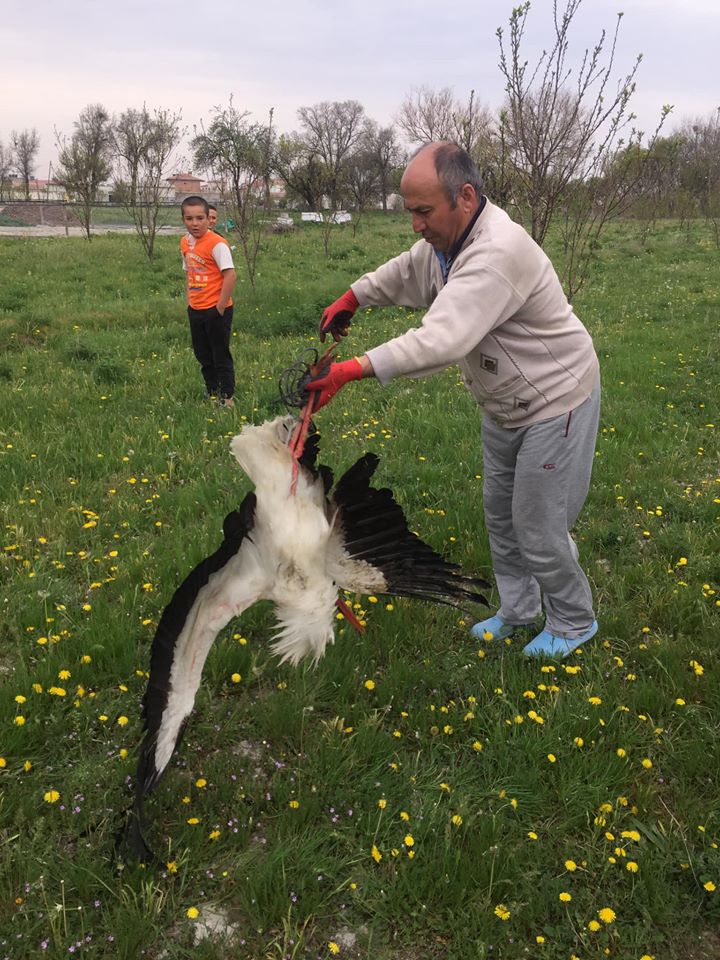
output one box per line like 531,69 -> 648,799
4,0 -> 718,177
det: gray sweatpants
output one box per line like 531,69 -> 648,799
481,384 -> 600,639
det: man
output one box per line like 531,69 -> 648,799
305,141 -> 600,658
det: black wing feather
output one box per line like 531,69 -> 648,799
123,491 -> 257,863
332,454 -> 490,608
140,491 -> 257,745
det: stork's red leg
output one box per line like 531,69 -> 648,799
335,597 -> 365,633
288,393 -> 316,495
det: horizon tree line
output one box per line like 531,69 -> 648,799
2,0 -> 718,291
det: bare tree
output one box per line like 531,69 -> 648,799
395,86 -> 456,144
344,135 -> 381,234
0,140 -> 14,201
54,104 -> 114,240
452,89 -> 496,159
497,0 -> 643,245
558,105 -> 671,296
678,110 -> 720,246
297,100 -> 365,208
363,121 -> 405,212
12,128 -> 40,199
113,106 -> 184,262
192,100 -> 275,289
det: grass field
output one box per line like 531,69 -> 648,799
0,215 -> 718,960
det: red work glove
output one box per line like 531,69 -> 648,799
319,289 -> 359,342
304,357 -> 364,411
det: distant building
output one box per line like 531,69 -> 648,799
11,178 -> 65,201
166,173 -> 204,196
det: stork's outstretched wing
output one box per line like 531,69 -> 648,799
125,492 -> 266,861
330,453 -> 490,608
124,416 -> 490,862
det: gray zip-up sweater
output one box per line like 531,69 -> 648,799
354,200 -> 600,428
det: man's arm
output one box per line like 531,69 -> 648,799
357,355 -> 375,378
216,268 -> 236,315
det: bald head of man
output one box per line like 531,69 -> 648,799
400,141 -> 483,253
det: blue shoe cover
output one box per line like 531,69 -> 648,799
470,614 -> 516,641
523,620 -> 598,658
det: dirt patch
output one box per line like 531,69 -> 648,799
0,202 -> 80,226
679,929 -> 720,959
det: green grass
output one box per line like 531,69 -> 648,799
0,214 -> 718,959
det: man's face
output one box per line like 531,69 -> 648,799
208,208 -> 218,229
401,154 -> 476,253
182,204 -> 209,238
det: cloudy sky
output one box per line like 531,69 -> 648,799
4,0 -> 718,176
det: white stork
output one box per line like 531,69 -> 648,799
124,415 -> 489,861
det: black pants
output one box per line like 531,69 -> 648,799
188,305 -> 235,399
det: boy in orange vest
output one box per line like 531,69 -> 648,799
180,196 -> 236,407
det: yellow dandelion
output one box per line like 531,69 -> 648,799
195,778 -> 207,788
451,814 -> 463,826
587,920 -> 601,932
494,903 -> 511,920
641,758 -> 653,769
43,790 -> 60,803
565,859 -> 577,871
231,673 -> 241,683
14,716 -> 26,726
704,880 -> 716,892
371,844 -> 382,863
117,716 -> 129,727
328,942 -> 340,955
598,907 -> 616,924
377,798 -> 387,809
404,834 -> 415,847
364,679 -> 375,690
289,799 -> 300,809
559,892 -> 572,902
627,861 -> 639,872
186,906 -> 199,919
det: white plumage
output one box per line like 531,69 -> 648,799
124,415 -> 488,861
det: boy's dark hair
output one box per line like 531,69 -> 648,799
181,195 -> 209,215
208,202 -> 217,212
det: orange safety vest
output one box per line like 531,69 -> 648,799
181,231 -> 233,310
